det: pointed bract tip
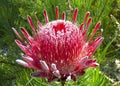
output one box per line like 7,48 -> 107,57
56,6 -> 58,8
75,8 -> 78,12
84,11 -> 90,24
97,21 -> 101,26
27,15 -> 31,20
86,11 -> 90,15
12,27 -> 15,30
12,27 -> 24,41
92,63 -> 99,67
43,9 -> 47,14
15,39 -> 20,44
94,21 -> 101,32
12,27 -> 16,33
85,11 -> 90,18
20,27 -> 30,38
88,17 -> 92,22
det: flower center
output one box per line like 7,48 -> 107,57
53,21 -> 66,34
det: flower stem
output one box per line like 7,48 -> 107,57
61,81 -> 65,86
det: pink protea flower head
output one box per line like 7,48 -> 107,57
13,6 -> 103,82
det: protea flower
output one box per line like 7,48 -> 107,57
13,6 -> 103,83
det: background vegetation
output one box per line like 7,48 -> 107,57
0,0 -> 120,86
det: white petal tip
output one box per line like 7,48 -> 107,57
53,70 -> 61,78
23,57 -> 33,61
16,59 -> 28,67
66,75 -> 71,81
101,29 -> 103,32
51,63 -> 57,71
40,60 -> 49,72
101,37 -> 104,40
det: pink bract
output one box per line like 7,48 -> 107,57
13,6 -> 103,82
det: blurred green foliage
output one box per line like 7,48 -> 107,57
0,0 -> 120,86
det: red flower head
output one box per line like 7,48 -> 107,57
13,6 -> 103,82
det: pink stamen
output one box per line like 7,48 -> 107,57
72,8 -> 78,24
43,10 -> 49,23
12,27 -> 24,41
85,17 -> 92,32
82,17 -> 92,38
35,14 -> 42,29
87,37 -> 103,57
79,23 -> 84,31
84,12 -> 90,24
20,27 -> 34,44
56,6 -> 59,19
27,15 -> 37,35
62,12 -> 66,20
20,27 -> 30,38
15,40 -> 30,55
88,22 -> 101,42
